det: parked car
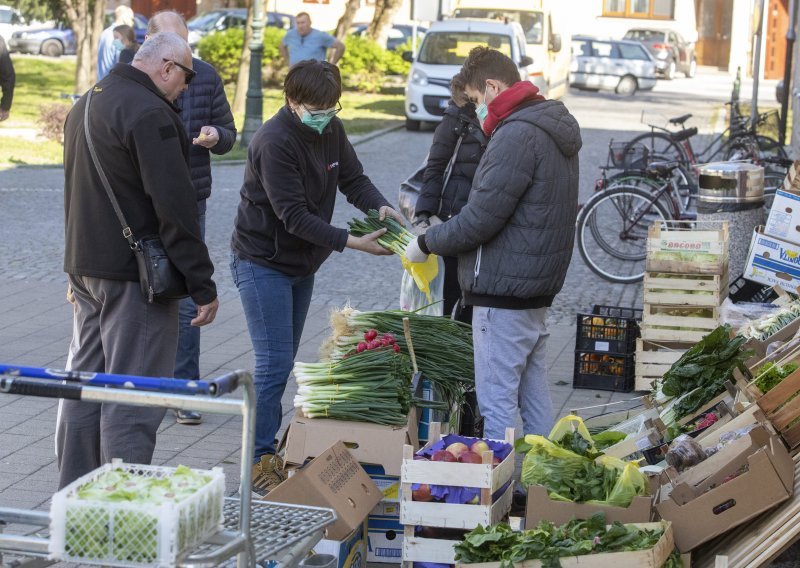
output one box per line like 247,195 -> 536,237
9,23 -> 75,56
0,5 -> 31,44
187,8 -> 293,49
569,36 -> 657,96
349,23 -> 427,51
9,12 -> 147,57
403,19 -> 533,131
622,28 -> 696,79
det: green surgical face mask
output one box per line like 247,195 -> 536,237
300,104 -> 340,134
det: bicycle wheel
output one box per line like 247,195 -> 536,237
605,168 -> 694,211
577,185 -> 673,284
625,132 -> 688,165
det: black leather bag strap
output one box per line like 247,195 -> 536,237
83,87 -> 138,248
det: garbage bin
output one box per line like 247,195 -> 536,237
696,162 -> 765,281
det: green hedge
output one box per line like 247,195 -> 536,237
198,27 -> 410,91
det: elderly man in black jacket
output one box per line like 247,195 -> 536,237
59,32 -> 219,488
146,11 -> 236,425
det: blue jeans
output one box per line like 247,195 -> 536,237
174,213 -> 206,380
230,252 -> 315,462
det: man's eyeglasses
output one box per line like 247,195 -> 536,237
163,58 -> 196,85
303,101 -> 342,119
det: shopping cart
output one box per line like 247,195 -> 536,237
0,365 -> 337,568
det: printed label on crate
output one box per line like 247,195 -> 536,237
595,341 -> 610,352
657,238 -> 713,252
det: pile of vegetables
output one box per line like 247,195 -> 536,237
326,306 -> 474,411
517,416 -> 649,507
659,325 -> 752,431
453,513 -> 679,568
294,347 -> 416,425
753,361 -> 799,393
651,251 -> 719,264
737,299 -> 800,341
63,466 -> 219,563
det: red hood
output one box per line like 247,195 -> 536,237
482,81 -> 546,135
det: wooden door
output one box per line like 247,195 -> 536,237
695,0 -> 732,68
765,0 -> 789,79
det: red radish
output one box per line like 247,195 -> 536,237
369,340 -> 382,350
356,342 -> 368,353
393,344 -> 401,353
458,451 -> 482,464
381,336 -> 392,346
384,333 -> 395,342
364,329 -> 378,341
431,450 -> 457,462
412,484 -> 433,502
446,442 -> 469,458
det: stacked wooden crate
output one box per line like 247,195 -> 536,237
635,221 -> 730,391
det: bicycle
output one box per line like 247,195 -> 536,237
577,160 -> 693,284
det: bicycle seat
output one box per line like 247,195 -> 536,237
646,161 -> 681,178
669,114 -> 693,125
671,126 -> 698,142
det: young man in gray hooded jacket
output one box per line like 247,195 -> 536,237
404,46 -> 582,440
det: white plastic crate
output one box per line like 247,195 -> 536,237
49,459 -> 225,567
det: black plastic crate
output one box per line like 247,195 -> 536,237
728,274 -> 779,304
575,305 -> 643,355
573,351 -> 635,393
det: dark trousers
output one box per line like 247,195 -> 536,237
55,275 -> 179,488
443,255 -> 472,323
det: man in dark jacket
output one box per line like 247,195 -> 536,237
58,32 -> 219,488
0,35 -> 14,121
146,11 -> 236,425
404,46 -> 582,439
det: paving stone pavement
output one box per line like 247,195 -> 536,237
0,68 -> 783,562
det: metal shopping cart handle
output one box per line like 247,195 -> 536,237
0,364 -> 243,397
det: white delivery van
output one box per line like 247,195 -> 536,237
450,0 -> 570,99
403,19 -> 533,130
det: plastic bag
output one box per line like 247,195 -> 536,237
398,155 -> 428,222
595,459 -> 649,507
519,435 -> 590,490
549,415 -> 596,450
719,297 -> 779,331
400,255 -> 444,315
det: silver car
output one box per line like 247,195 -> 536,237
570,36 -> 657,96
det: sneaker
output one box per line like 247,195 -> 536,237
252,454 -> 286,497
176,410 -> 202,425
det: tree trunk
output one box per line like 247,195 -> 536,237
367,0 -> 402,49
334,0 -> 360,41
62,0 -> 106,94
232,0 -> 254,116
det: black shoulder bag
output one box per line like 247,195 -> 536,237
83,87 -> 189,304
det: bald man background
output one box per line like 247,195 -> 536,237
146,11 -> 236,425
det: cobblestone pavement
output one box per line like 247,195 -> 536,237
0,68 -> 783,557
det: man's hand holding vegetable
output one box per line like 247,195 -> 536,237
348,206 -> 405,255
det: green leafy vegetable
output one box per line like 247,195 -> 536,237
754,361 -> 799,393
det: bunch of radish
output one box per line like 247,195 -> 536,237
356,329 -> 401,354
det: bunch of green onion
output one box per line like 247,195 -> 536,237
329,307 -> 474,413
347,209 -> 414,255
294,348 -> 414,425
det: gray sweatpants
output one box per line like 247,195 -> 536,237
472,306 -> 554,440
55,275 -> 179,489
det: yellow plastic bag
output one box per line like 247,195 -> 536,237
602,461 -> 649,507
401,253 -> 440,301
548,415 -> 597,453
519,435 -> 590,492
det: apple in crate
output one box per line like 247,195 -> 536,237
412,483 -> 434,502
445,442 -> 469,458
458,451 -> 483,464
470,440 -> 491,455
431,450 -> 457,462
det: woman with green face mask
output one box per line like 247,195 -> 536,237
230,59 -> 405,497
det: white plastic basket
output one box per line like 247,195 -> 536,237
49,459 -> 225,567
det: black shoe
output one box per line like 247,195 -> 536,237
176,410 -> 202,425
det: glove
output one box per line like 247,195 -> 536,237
411,215 -> 431,236
404,237 -> 429,263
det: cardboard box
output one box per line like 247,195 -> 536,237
367,503 -> 403,563
314,520 -> 368,568
744,226 -> 800,294
524,484 -> 654,528
766,188 -> 800,245
265,441 -> 382,540
656,427 -> 794,552
283,412 -> 418,477
362,464 -> 400,504
454,522 -> 674,568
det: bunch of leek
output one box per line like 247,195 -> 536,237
347,209 -> 414,256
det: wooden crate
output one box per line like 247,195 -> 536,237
634,339 -> 692,391
402,529 -> 459,568
643,272 -> 728,308
453,522 -> 673,568
756,365 -> 800,449
646,220 -> 729,275
640,304 -> 720,343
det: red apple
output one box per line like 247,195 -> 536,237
412,484 -> 433,502
458,451 -> 483,464
492,456 -> 501,469
431,450 -> 457,462
446,442 -> 469,458
470,440 -> 491,455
